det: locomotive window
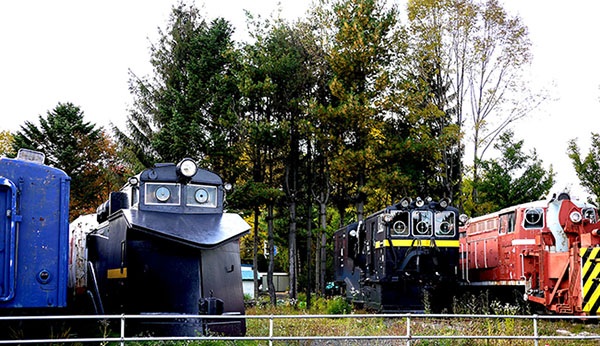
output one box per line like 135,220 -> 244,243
582,207 -> 597,223
186,184 -> 218,208
499,212 -> 516,234
131,186 -> 139,206
508,213 -> 515,233
523,208 -> 544,229
390,211 -> 410,237
435,211 -> 455,237
412,211 -> 433,237
145,183 -> 181,205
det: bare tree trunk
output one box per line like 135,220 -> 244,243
472,129 -> 480,215
356,171 -> 365,221
267,204 -> 276,306
306,141 -> 313,309
253,208 -> 260,301
288,202 -> 297,300
319,200 -> 327,295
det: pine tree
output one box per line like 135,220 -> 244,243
118,3 -> 243,183
11,102 -> 118,219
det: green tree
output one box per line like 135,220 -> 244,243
118,3 -> 243,182
11,102 -> 109,219
407,0 -> 545,211
325,0 -> 401,221
568,133 -> 600,205
0,130 -> 14,157
263,22 -> 316,300
464,130 -> 555,215
233,14 -> 288,305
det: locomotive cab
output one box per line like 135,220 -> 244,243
460,193 -> 600,315
87,159 -> 250,336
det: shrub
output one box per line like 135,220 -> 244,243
326,296 -> 351,315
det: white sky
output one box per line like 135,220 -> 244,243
0,0 -> 598,200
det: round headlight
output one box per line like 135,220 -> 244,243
415,221 -> 429,234
393,221 -> 407,235
224,183 -> 233,192
195,188 -> 209,204
155,186 -> 171,202
383,213 -> 393,223
178,159 -> 197,178
570,211 -> 582,223
524,208 -> 542,225
439,198 -> 450,209
400,197 -> 411,208
416,197 -> 424,208
128,176 -> 139,186
438,222 -> 452,235
459,214 -> 469,224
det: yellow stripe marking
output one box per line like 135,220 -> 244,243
581,247 -> 600,313
107,268 -> 127,279
581,248 -> 600,280
584,283 -> 600,312
583,264 -> 600,297
375,239 -> 459,248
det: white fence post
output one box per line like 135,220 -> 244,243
269,314 -> 274,346
406,313 -> 411,346
533,314 -> 539,346
120,313 -> 125,346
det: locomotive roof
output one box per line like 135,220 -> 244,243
466,197 -> 597,225
0,156 -> 68,178
138,163 -> 222,185
466,200 -> 548,224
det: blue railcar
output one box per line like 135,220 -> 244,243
0,149 -> 70,309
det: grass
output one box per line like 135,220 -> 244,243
4,295 -> 598,345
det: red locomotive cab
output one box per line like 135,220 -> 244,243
460,194 -> 600,315
459,201 -> 547,286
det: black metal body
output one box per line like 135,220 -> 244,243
334,200 -> 460,311
88,162 -> 249,336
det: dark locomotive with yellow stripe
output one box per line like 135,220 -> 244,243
334,197 -> 461,311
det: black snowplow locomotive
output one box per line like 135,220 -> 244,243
88,158 -> 250,336
334,197 -> 461,311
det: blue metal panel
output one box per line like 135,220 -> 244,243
0,157 -> 70,308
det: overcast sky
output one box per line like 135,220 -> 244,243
0,0 -> 598,200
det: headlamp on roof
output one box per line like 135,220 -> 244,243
177,158 -> 198,179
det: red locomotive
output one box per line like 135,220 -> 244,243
459,193 -> 600,315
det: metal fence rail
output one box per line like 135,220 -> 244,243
0,313 -> 599,345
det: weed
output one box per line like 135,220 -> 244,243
326,296 -> 352,315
